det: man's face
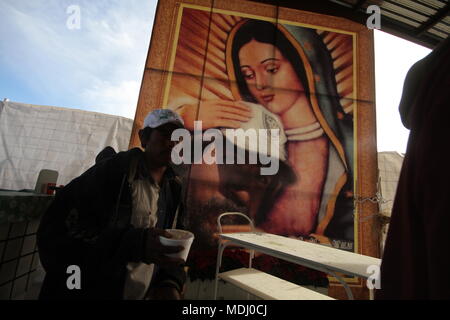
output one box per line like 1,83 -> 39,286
184,161 -> 286,250
141,123 -> 180,166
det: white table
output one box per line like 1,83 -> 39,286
214,232 -> 381,300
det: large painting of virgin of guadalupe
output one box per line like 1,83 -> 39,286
163,6 -> 356,255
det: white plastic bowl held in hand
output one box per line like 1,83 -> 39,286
159,229 -> 195,262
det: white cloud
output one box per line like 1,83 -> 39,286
374,30 -> 431,153
0,0 -> 157,117
81,79 -> 141,119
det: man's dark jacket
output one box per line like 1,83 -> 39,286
37,148 -> 186,299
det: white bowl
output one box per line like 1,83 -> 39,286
159,229 -> 195,262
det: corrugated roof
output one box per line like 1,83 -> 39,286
251,0 -> 449,48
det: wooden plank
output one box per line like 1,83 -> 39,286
218,268 -> 334,300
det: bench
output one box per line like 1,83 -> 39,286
218,268 -> 334,300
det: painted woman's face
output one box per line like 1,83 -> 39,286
239,39 -> 304,115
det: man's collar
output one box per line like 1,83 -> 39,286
135,151 -> 178,184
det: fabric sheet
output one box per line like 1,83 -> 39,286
0,101 -> 133,190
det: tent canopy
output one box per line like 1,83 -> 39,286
250,0 -> 449,48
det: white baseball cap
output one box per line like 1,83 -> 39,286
143,109 -> 185,129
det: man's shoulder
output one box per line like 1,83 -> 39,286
77,148 -> 142,180
116,147 -> 142,162
106,148 -> 142,168
166,164 -> 185,184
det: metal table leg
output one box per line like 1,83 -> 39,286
327,270 -> 354,300
214,241 -> 232,300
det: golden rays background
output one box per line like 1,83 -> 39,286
165,7 -> 354,114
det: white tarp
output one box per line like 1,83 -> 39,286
378,151 -> 404,216
377,151 -> 404,254
0,100 -> 133,190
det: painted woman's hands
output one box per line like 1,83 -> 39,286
178,100 -> 252,131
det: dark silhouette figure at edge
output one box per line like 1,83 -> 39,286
376,37 -> 450,299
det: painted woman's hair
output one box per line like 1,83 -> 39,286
231,19 -> 310,102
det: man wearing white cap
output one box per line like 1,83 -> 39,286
37,109 -> 188,300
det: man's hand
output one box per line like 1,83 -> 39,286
146,287 -> 181,300
143,228 -> 185,267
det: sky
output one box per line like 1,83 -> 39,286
0,0 -> 432,153
0,0 -> 156,119
374,30 -> 430,153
